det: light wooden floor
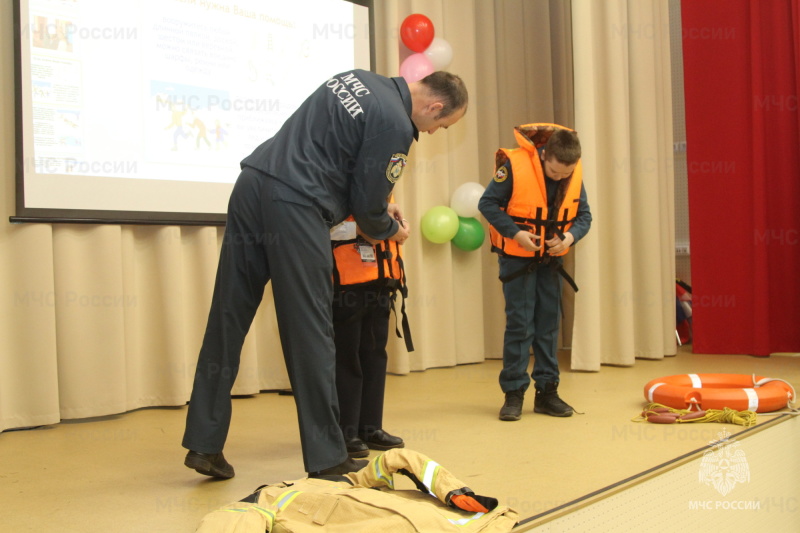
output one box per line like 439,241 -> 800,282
1,346 -> 798,532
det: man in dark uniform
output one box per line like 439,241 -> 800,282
182,70 -> 468,479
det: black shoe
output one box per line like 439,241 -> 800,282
345,437 -> 370,458
309,457 -> 369,478
499,389 -> 525,421
359,429 -> 405,451
184,450 -> 235,479
534,382 -> 574,417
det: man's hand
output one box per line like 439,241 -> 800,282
389,218 -> 409,244
356,227 -> 382,245
387,203 -> 404,222
513,230 -> 541,252
545,232 -> 574,255
387,203 -> 409,244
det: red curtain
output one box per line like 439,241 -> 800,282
682,0 -> 800,355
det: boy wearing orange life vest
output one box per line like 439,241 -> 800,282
478,125 -> 592,421
330,211 -> 412,457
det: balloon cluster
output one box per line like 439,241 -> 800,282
400,15 -> 480,251
399,14 -> 453,82
420,183 -> 486,251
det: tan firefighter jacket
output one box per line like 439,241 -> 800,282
195,448 -> 518,532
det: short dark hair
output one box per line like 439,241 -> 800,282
420,71 -> 468,118
545,129 -> 581,165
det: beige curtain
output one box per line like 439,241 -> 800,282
570,0 -> 676,369
0,0 -> 675,432
378,0 -> 574,370
474,0 -> 577,357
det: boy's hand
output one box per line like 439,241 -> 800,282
545,232 -> 574,255
513,231 -> 541,252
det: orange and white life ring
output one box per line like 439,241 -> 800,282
643,374 -> 795,413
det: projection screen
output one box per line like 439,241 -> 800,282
12,0 -> 374,225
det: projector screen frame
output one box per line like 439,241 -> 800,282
10,0 -> 376,227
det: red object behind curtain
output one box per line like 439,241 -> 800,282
682,0 -> 800,355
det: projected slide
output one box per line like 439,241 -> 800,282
17,0 -> 371,220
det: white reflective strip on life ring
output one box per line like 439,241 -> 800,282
688,374 -> 702,388
743,388 -> 759,411
648,383 -> 665,403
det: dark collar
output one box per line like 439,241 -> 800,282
392,76 -> 419,141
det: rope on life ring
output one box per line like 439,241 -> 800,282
642,373 -> 796,414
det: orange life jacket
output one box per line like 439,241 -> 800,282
331,216 -> 414,351
488,123 -> 583,259
331,217 -> 405,289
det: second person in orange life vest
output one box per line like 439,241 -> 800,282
478,125 -> 592,421
329,211 -> 411,457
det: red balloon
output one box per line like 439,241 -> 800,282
400,14 -> 435,53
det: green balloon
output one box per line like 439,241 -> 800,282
451,217 -> 485,251
421,206 -> 459,243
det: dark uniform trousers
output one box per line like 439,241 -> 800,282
332,287 -> 392,440
182,167 -> 348,473
498,255 -> 562,394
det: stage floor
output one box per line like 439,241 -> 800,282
1,346 -> 798,532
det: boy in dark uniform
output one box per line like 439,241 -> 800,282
479,125 -> 591,422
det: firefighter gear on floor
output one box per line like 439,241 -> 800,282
195,449 -> 519,532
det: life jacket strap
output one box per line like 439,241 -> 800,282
499,258 -> 579,292
390,255 -> 414,352
509,216 -> 570,241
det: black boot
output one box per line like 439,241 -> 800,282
499,389 -> 525,421
184,451 -> 235,479
533,382 -> 574,417
345,437 -> 370,458
309,457 -> 369,478
359,429 -> 405,451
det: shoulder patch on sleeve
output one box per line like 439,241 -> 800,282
494,166 -> 508,183
386,153 -> 408,184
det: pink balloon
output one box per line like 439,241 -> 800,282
399,53 -> 434,83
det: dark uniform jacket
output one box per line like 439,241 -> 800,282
241,69 -> 418,241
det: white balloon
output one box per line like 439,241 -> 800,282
424,37 -> 453,70
450,182 -> 485,218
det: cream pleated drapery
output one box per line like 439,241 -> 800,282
0,0 -> 676,433
570,0 -> 677,368
376,0 -> 576,371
